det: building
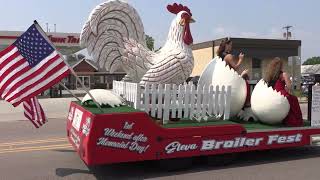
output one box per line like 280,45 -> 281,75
191,37 -> 302,89
0,31 -> 126,90
65,48 -> 126,90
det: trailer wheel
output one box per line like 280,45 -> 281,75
207,153 -> 238,166
157,157 -> 193,171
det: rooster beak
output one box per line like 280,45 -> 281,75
189,17 -> 196,23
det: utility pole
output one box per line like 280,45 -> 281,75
46,23 -> 49,33
283,25 -> 295,91
54,24 -> 56,32
283,25 -> 293,40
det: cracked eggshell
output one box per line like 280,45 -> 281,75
251,79 -> 290,124
81,89 -> 124,107
199,57 -> 247,117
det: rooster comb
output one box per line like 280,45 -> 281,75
167,3 -> 192,16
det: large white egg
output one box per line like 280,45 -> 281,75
198,57 -> 247,117
251,79 -> 290,124
82,89 -> 124,107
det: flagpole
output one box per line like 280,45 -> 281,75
33,20 -> 104,112
58,82 -> 82,102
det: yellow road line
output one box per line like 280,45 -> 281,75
0,143 -> 71,152
0,137 -> 68,147
0,144 -> 73,154
0,146 -> 73,154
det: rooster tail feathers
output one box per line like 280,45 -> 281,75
80,0 -> 146,72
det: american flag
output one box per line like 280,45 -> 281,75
0,23 -> 70,107
23,96 -> 47,128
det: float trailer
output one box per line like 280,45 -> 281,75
66,101 -> 320,166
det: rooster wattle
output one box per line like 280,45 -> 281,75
80,1 -> 195,85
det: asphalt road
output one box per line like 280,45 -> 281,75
1,103 -> 319,180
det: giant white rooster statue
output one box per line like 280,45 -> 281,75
80,0 -> 195,85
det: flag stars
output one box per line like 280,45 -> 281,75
15,26 -> 55,67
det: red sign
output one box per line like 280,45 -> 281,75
0,35 -> 80,44
48,35 -> 79,44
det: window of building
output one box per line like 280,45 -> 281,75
93,76 -> 101,83
77,76 -> 90,89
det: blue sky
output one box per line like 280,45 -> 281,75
0,0 -> 319,61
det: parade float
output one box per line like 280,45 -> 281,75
66,0 -> 320,167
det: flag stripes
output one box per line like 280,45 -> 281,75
0,45 -> 69,107
23,96 -> 46,128
0,23 -> 71,128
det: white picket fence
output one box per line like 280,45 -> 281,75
112,81 -> 232,124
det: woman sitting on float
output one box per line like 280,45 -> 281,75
216,38 -> 251,108
263,57 -> 303,127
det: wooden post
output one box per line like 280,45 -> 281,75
151,84 -> 157,117
177,85 -> 184,118
157,84 -> 164,119
163,84 -> 171,123
220,86 -> 225,118
224,86 -> 232,120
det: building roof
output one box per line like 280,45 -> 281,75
71,48 -> 100,71
192,37 -> 301,58
301,64 -> 320,75
192,37 -> 301,50
72,58 -> 99,71
67,48 -> 126,73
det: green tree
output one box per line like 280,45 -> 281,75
303,56 -> 320,65
145,34 -> 154,51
